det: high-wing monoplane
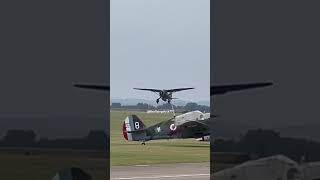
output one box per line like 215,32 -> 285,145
73,82 -> 272,97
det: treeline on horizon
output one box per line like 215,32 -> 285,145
0,129 -> 108,151
111,102 -> 210,113
212,129 -> 320,162
2,129 -> 320,162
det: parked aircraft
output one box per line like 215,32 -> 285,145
122,110 -> 210,145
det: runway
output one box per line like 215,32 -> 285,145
111,162 -> 210,180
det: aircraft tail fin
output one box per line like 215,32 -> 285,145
122,115 -> 147,141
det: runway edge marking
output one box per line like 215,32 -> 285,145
111,173 -> 210,180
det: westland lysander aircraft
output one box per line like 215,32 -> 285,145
74,82 -> 272,96
133,87 -> 194,104
74,82 -> 272,144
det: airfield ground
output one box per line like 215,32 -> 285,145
0,111 -> 211,179
110,110 -> 210,166
0,149 -> 108,180
111,162 -> 210,180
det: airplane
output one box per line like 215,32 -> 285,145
74,82 -> 272,144
133,87 -> 194,104
123,110 -> 210,145
73,82 -> 272,96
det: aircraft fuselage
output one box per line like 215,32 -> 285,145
159,90 -> 173,102
123,111 -> 210,143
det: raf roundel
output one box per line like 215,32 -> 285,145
169,123 -> 177,131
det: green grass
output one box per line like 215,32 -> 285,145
0,153 -> 108,180
110,111 -> 210,166
0,111 -> 209,179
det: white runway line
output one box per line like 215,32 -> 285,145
111,173 -> 210,180
134,164 -> 150,167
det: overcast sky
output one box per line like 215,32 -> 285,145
111,0 -> 210,102
0,1 -> 108,138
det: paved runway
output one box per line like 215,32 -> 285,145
111,162 -> 210,180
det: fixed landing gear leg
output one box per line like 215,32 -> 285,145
170,103 -> 176,118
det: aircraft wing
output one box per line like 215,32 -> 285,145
74,84 -> 110,91
211,82 -> 272,95
133,88 -> 162,92
180,120 -> 209,130
178,120 -> 210,138
166,87 -> 194,92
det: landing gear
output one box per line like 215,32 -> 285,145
141,140 -> 146,145
170,103 -> 176,118
156,98 -> 160,104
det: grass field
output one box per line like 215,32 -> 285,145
0,151 -> 108,180
0,111 -> 210,179
110,110 -> 210,166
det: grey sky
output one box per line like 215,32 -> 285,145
111,0 -> 210,102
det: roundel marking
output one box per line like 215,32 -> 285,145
170,123 -> 177,131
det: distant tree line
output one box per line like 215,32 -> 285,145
212,129 -> 320,162
0,129 -> 108,151
111,102 -> 210,113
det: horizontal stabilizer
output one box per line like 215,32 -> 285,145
126,128 -> 147,133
